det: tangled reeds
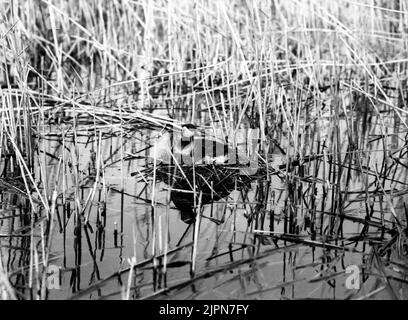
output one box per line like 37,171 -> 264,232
0,0 -> 408,300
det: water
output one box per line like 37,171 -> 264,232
1,90 -> 408,300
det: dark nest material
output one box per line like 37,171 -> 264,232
155,163 -> 265,223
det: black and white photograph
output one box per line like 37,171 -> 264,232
0,0 -> 407,307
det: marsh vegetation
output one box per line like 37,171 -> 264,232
0,0 -> 408,300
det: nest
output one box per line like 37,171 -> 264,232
154,163 -> 264,223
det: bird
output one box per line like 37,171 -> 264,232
150,123 -> 236,165
151,123 -> 260,224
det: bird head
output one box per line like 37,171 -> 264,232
181,123 -> 198,138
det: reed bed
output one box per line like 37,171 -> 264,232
0,0 -> 408,300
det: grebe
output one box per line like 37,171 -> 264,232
152,124 -> 260,223
151,123 -> 236,165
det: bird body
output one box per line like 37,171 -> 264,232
151,124 -> 252,166
151,123 -> 259,223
